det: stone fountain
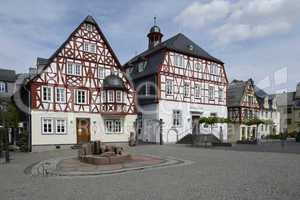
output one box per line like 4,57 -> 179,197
79,141 -> 131,165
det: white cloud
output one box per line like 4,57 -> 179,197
212,21 -> 291,45
175,0 -> 300,45
175,0 -> 230,29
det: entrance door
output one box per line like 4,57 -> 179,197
192,116 -> 200,135
76,118 -> 90,144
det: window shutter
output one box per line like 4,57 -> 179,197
5,82 -> 8,92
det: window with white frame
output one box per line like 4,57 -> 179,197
102,90 -> 106,103
86,24 -> 93,31
195,62 -> 202,72
108,90 -> 114,102
0,82 -> 6,92
56,88 -> 66,103
195,84 -> 201,98
98,66 -> 105,79
42,118 -> 53,134
145,82 -> 151,96
76,90 -> 87,104
218,88 -> 223,101
56,119 -> 66,134
173,110 -> 182,127
67,62 -> 82,76
138,61 -> 147,72
183,82 -> 189,97
208,86 -> 214,100
174,54 -> 183,67
42,86 -> 52,102
83,42 -> 96,53
105,119 -> 122,134
116,91 -> 122,103
165,79 -> 173,95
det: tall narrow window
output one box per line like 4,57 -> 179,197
145,82 -> 151,96
56,88 -> 66,103
183,82 -> 189,97
218,88 -> 223,102
98,67 -> 105,79
165,80 -> 173,95
42,86 -> 52,102
42,118 -> 53,134
76,90 -> 87,104
208,86 -> 214,100
56,119 -> 66,134
116,91 -> 122,103
108,90 -> 114,102
195,84 -> 201,99
173,110 -> 182,127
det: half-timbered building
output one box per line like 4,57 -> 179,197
27,16 -> 136,150
124,24 -> 228,143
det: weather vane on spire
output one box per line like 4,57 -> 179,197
154,16 -> 157,26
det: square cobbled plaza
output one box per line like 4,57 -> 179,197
1,143 -> 300,200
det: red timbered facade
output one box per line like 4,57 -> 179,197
125,24 -> 228,143
28,16 -> 136,149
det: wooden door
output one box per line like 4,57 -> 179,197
76,118 -> 90,144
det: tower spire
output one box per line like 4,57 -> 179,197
147,17 -> 163,49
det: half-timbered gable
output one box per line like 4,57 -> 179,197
227,79 -> 259,123
27,16 -> 137,149
29,16 -> 135,115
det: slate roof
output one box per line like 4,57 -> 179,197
0,68 -> 16,82
125,33 -> 224,79
227,80 -> 247,107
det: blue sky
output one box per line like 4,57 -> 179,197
0,0 -> 299,93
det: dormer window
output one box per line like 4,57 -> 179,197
138,61 -> 147,72
83,42 -> 96,53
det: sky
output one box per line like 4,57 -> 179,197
0,0 -> 299,93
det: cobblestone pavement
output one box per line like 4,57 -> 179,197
1,144 -> 300,200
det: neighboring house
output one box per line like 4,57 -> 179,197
26,16 -> 137,151
255,90 -> 280,137
124,24 -> 229,143
227,79 -> 280,142
0,68 -> 17,142
227,79 -> 260,142
276,83 -> 300,134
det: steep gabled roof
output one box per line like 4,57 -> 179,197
29,15 -> 121,84
0,68 -> 16,82
126,33 -> 223,65
125,33 -> 223,79
227,80 -> 247,107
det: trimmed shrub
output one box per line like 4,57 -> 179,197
17,130 -> 29,152
236,140 -> 258,145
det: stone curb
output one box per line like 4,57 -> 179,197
27,155 -> 193,177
